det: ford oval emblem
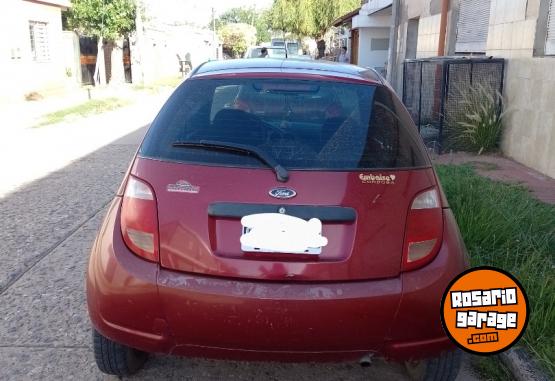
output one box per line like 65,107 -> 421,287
269,187 -> 297,199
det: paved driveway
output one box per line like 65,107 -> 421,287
0,123 -> 481,380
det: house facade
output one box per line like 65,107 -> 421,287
1,0 -> 78,101
389,0 -> 555,178
131,0 -> 220,85
333,0 -> 393,74
352,0 -> 393,73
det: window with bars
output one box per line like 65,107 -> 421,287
546,0 -> 555,55
455,0 -> 492,54
29,21 -> 50,62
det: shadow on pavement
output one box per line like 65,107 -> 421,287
0,126 -> 149,294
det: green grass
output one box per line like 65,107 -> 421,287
473,356 -> 513,381
36,97 -> 131,127
436,165 -> 555,378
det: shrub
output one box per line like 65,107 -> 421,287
218,23 -> 257,58
446,83 -> 507,154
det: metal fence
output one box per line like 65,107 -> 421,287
402,57 -> 505,153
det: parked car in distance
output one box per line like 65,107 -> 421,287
285,41 -> 301,55
87,58 -> 469,381
270,38 -> 285,47
244,46 -> 287,59
271,38 -> 302,55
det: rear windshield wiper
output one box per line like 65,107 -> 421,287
172,140 -> 289,182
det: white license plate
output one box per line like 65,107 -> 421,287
239,213 -> 328,255
241,227 -> 323,255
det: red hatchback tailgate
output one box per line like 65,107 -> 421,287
132,158 -> 437,281
133,75 -> 435,282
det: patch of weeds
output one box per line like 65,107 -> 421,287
472,356 -> 513,381
35,97 -> 131,127
443,83 -> 508,154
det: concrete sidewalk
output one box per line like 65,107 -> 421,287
0,83 -> 177,132
434,152 -> 555,205
0,89 -> 171,198
1,86 -> 93,131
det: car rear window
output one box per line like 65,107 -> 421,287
140,77 -> 429,170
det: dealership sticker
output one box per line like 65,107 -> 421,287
441,266 -> 529,355
359,173 -> 396,184
167,180 -> 200,194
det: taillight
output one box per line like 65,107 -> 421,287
402,188 -> 443,271
120,176 -> 159,262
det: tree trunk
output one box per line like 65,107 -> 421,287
317,39 -> 326,59
93,36 -> 106,86
109,37 -> 125,85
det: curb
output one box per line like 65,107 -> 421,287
500,347 -> 551,381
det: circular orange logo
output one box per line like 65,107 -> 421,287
441,267 -> 529,355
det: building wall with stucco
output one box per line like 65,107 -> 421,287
393,0 -> 555,178
488,0 -> 555,178
0,0 -> 76,101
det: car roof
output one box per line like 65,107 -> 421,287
191,59 -> 383,84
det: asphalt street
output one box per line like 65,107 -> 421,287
0,120 -> 482,380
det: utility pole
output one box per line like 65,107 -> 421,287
386,0 -> 400,90
133,0 -> 145,84
212,7 -> 217,59
437,0 -> 449,56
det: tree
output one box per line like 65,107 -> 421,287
215,7 -> 256,28
256,10 -> 272,44
268,0 -> 358,39
309,0 -> 359,38
218,23 -> 257,58
214,6 -> 271,44
67,0 -> 135,85
268,0 -> 314,38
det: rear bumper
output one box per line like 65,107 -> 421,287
87,198 -> 468,362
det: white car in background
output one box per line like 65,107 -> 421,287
271,38 -> 302,55
244,46 -> 287,59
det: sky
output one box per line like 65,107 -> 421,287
144,0 -> 274,27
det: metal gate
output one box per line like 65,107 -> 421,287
402,57 -> 505,153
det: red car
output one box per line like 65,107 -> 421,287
87,59 -> 469,380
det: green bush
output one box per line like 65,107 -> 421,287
446,84 -> 507,154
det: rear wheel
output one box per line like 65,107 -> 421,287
405,350 -> 462,381
92,329 -> 148,376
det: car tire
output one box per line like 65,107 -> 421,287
405,350 -> 462,381
92,329 -> 148,376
